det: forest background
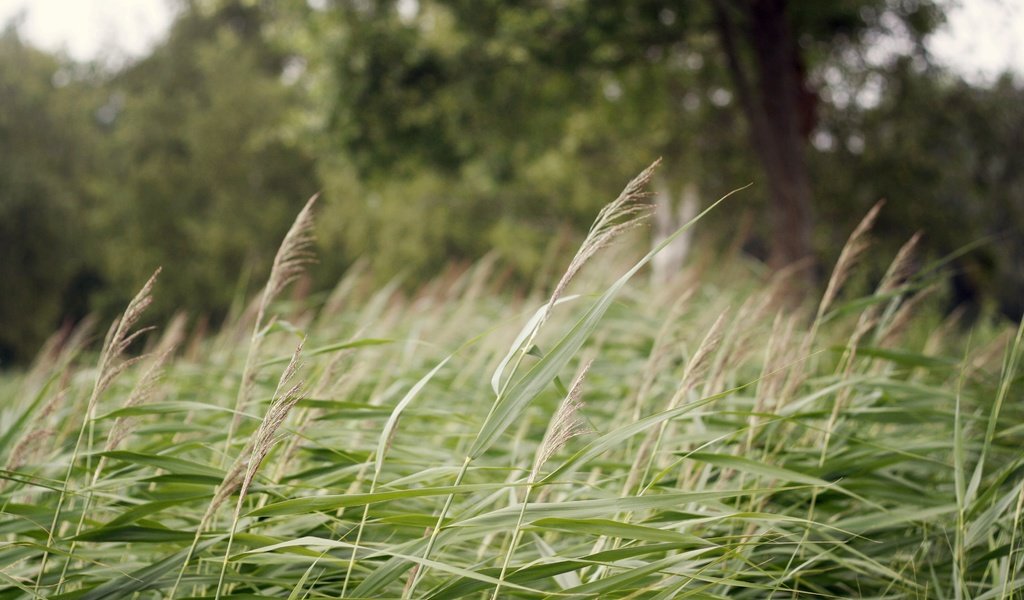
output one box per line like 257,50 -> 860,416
2,0 -> 1023,365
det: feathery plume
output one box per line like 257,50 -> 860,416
818,200 -> 883,320
37,269 -> 161,591
3,372 -> 68,479
495,361 -> 591,600
494,161 -> 659,423
5,429 -> 54,475
240,341 -> 304,502
878,231 -> 922,295
879,284 -> 936,347
104,342 -> 178,452
753,312 -> 797,418
93,268 -> 161,405
853,232 -> 922,344
173,342 -> 306,599
626,311 -> 728,495
20,318 -> 91,395
682,310 -> 728,389
628,289 -> 693,422
534,361 -> 592,474
217,341 -> 305,511
263,196 -> 319,311
214,343 -> 304,600
230,194 -> 318,438
545,160 -> 659,322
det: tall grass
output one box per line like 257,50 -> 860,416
1,168 -> 1021,599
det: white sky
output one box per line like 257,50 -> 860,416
0,0 -> 1021,83
929,0 -> 1024,83
0,0 -> 176,65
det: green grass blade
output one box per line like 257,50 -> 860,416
376,355 -> 451,477
53,537 -> 222,600
235,537 -> 544,594
490,295 -> 579,395
452,489 -> 760,529
249,482 -> 523,517
258,338 -> 393,368
539,389 -> 736,485
527,517 -> 709,544
97,450 -> 226,478
683,452 -> 834,487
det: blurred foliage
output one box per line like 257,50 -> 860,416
0,0 -> 1022,364
814,60 -> 1024,316
89,3 -> 318,320
0,30 -> 104,364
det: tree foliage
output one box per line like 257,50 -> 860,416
88,2 -> 318,320
0,0 -> 1022,364
0,28 -> 103,363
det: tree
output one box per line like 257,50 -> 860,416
89,1 -> 318,320
813,60 -> 1024,319
713,0 -> 816,270
286,0 -> 948,286
0,27 -> 103,364
711,0 -> 945,274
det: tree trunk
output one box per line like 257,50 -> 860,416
651,177 -> 699,287
713,0 -> 816,274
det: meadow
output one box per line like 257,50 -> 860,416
1,166 -> 1022,599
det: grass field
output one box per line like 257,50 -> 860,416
1,168 -> 1022,598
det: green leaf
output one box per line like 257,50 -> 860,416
248,482 -> 523,517
554,548 -> 729,598
104,493 -> 208,524
96,401 -> 238,420
832,504 -> 957,534
258,338 -> 393,368
97,450 -> 225,478
73,525 -> 198,542
0,374 -> 56,456
843,346 -> 958,369
683,452 -> 833,487
451,489 -> 759,529
351,535 -> 438,597
491,295 -> 579,395
235,537 -> 543,594
376,355 -> 451,477
54,537 -> 223,600
426,542 -> 704,599
527,518 -> 708,545
539,388 -> 738,485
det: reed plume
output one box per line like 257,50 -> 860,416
493,361 -> 592,600
216,341 -> 304,599
227,194 -> 317,445
93,268 -> 162,406
544,159 -> 658,324
817,200 -> 884,320
534,360 -> 593,473
40,268 -> 161,594
172,341 -> 304,600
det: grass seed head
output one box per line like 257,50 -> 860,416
535,360 -> 593,474
105,343 -> 178,452
239,341 -> 305,502
818,200 -> 883,319
91,268 -> 161,405
233,195 -> 318,433
545,160 -> 659,319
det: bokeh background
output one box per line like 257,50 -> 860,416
1,0 -> 1022,365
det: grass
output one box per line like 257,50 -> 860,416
1,166 -> 1022,599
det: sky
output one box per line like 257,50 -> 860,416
0,0 -> 1021,83
928,0 -> 1024,83
0,0 -> 176,66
